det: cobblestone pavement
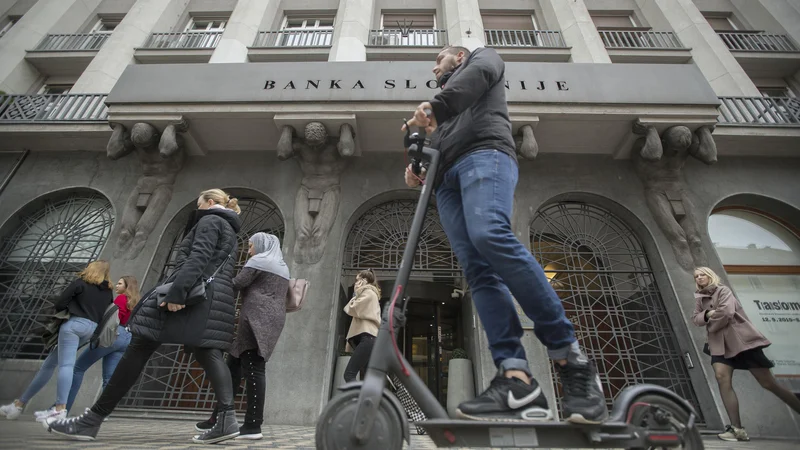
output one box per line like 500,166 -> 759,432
0,417 -> 798,449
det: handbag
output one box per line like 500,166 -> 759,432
703,342 -> 711,356
286,278 -> 309,313
89,303 -> 120,349
155,253 -> 232,307
41,309 -> 71,350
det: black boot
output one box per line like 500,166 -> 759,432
46,409 -> 105,441
192,409 -> 239,444
195,406 -> 218,431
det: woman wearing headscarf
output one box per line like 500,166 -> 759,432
195,232 -> 290,440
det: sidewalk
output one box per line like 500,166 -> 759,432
0,417 -> 797,449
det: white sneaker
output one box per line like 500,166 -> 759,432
0,402 -> 23,420
35,407 -> 66,423
34,408 -> 53,420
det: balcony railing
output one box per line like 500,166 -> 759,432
718,97 -> 800,126
31,33 -> 110,51
368,29 -> 445,47
0,94 -> 108,122
484,30 -> 566,48
717,32 -> 799,52
253,29 -> 333,47
599,30 -> 684,49
141,31 -> 222,49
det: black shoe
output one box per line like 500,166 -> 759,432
195,406 -> 218,431
235,423 -> 263,440
192,409 -> 239,444
456,375 -> 553,421
45,409 -> 104,441
556,359 -> 609,424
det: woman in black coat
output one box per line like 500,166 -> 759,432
46,189 -> 243,445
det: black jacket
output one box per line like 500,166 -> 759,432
129,208 -> 241,349
429,47 -> 517,187
53,279 -> 113,324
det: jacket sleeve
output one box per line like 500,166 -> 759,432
165,216 -> 221,305
233,267 -> 258,292
707,286 -> 737,333
53,279 -> 82,311
692,297 -> 708,327
344,289 -> 379,320
430,48 -> 504,124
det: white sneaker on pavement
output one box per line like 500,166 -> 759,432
35,407 -> 66,424
0,402 -> 23,420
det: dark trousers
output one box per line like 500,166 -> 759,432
227,350 -> 266,426
91,335 -> 234,416
343,333 -> 376,383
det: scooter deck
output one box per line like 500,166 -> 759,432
417,419 -> 686,448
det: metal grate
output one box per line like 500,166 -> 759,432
31,33 -> 110,51
599,30 -> 685,49
529,202 -> 703,422
718,96 -> 800,126
716,31 -> 799,52
368,29 -> 446,47
0,94 -> 108,122
253,29 -> 333,47
141,31 -> 222,49
0,193 -> 114,359
484,29 -> 567,48
118,198 -> 284,412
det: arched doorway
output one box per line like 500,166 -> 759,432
709,206 -> 800,393
0,190 -> 114,359
340,199 -> 462,406
119,196 -> 284,412
530,201 -> 703,419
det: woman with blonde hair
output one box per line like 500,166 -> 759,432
343,269 -> 382,383
47,189 -> 243,444
0,261 -> 114,423
692,266 -> 800,442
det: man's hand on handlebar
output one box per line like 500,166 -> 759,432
405,164 -> 426,188
401,102 -> 437,135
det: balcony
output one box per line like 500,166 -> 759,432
135,31 -> 222,64
599,30 -> 691,64
0,94 -> 110,152
717,31 -> 800,78
484,30 -> 571,62
714,96 -> 800,157
25,33 -> 110,77
366,29 -> 447,61
248,29 -> 333,62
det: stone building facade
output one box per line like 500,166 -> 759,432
0,0 -> 799,439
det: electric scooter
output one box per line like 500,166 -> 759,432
315,116 -> 704,449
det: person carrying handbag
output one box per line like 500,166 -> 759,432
1,261 -> 113,423
45,189 -> 243,444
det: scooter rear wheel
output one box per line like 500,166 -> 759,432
315,389 -> 404,450
628,394 -> 704,450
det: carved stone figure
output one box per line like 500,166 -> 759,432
108,122 -> 186,259
277,122 -> 354,264
632,123 -> 717,271
514,124 -> 538,159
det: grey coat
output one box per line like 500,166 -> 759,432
230,268 -> 290,361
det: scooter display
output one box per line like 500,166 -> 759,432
315,117 -> 704,449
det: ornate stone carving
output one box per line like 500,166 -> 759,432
108,121 -> 186,259
631,123 -> 717,271
277,122 -> 353,264
514,124 -> 538,159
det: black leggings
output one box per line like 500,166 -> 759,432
227,350 -> 266,425
91,335 -> 233,417
343,333 -> 376,383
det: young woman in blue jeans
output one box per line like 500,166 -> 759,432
33,276 -> 140,417
0,261 -> 114,423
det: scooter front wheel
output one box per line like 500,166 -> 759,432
315,389 -> 404,450
628,394 -> 704,450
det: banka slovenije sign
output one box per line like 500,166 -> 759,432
109,61 -> 719,106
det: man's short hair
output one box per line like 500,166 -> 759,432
440,45 -> 471,57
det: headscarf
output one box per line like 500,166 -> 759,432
244,232 -> 290,280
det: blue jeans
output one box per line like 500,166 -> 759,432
66,327 -> 131,412
435,149 -> 577,376
20,317 -> 97,406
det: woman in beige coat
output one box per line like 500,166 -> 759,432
343,269 -> 382,382
692,266 -> 800,442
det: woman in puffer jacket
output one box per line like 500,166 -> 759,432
46,189 -> 243,445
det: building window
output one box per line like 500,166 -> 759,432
482,13 -> 540,46
379,12 -> 439,46
0,15 -> 20,38
0,192 -> 114,359
590,13 -> 637,30
182,15 -> 228,48
278,16 -> 334,46
702,13 -> 739,31
709,208 -> 800,389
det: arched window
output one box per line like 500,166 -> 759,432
0,191 -> 114,359
709,208 -> 800,385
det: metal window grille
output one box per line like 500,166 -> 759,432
529,202 -> 703,422
0,193 -> 114,359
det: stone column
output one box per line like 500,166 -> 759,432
538,0 -> 611,63
648,0 -> 760,96
70,0 -> 190,93
209,0 -> 279,64
442,0 -> 484,50
328,0 -> 375,61
0,0 -> 102,93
